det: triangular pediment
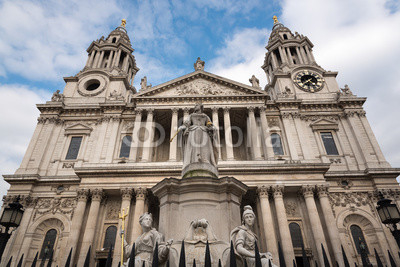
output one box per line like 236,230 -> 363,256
64,123 -> 93,135
134,71 -> 266,98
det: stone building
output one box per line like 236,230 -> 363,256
1,18 -> 400,267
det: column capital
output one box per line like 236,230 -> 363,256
247,106 -> 256,113
211,106 -> 219,113
91,188 -> 105,201
316,185 -> 329,198
147,108 -> 154,115
259,106 -> 267,114
76,189 -> 90,202
223,106 -> 231,113
121,188 -> 134,200
171,108 -> 179,114
272,185 -> 284,198
135,109 -> 143,116
257,185 -> 270,198
135,187 -> 147,200
183,107 -> 190,114
301,185 -> 315,198
21,195 -> 38,208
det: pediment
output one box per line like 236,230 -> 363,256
64,123 -> 93,135
134,71 -> 266,98
310,118 -> 338,131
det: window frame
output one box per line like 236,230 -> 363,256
350,224 -> 370,255
119,135 -> 132,158
270,132 -> 285,156
39,229 -> 58,259
64,136 -> 84,160
319,131 -> 340,156
102,225 -> 118,250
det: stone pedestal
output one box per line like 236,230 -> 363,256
182,162 -> 218,178
152,176 -> 248,243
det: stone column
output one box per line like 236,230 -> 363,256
300,46 -> 309,64
286,47 -> 294,65
295,47 -> 304,64
97,51 -> 105,68
259,107 -> 274,159
301,185 -> 330,267
129,109 -> 142,162
248,107 -> 262,160
223,107 -> 234,160
212,107 -> 222,160
281,113 -> 299,160
114,49 -> 122,67
304,46 -> 313,63
106,116 -> 121,162
93,50 -> 101,68
271,52 -> 279,69
113,188 -> 133,267
107,51 -> 114,68
272,185 -> 295,266
130,188 -> 147,243
122,54 -> 129,72
61,189 -> 89,265
12,196 -> 38,265
257,186 -> 278,260
77,189 -> 104,267
86,51 -> 95,67
316,185 -> 343,266
169,108 -> 179,161
183,107 -> 190,121
141,109 -> 154,162
278,46 -> 288,64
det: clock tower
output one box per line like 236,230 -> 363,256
263,16 -> 340,100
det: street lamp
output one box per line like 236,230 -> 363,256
376,192 -> 400,248
0,196 -> 24,260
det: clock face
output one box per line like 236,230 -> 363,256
294,71 -> 324,92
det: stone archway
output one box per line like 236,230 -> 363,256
24,214 -> 71,267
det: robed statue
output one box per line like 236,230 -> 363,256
178,103 -> 219,178
231,206 -> 277,267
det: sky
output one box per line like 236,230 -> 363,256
0,0 -> 400,201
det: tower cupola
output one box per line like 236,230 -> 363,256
83,19 -> 139,86
262,16 -> 317,84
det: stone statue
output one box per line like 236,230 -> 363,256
51,90 -> 64,102
178,103 -> 218,177
123,212 -> 173,266
194,57 -> 205,71
340,84 -> 353,95
231,206 -> 277,267
249,75 -> 260,88
141,76 -> 152,91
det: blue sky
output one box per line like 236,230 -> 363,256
1,0 -> 400,198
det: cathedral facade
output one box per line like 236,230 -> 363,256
1,18 -> 400,267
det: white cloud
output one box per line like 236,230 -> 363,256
0,84 -> 50,203
208,28 -> 269,87
280,0 -> 400,167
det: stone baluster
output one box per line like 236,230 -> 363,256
130,188 -> 147,243
301,185 -> 330,266
272,185 -> 295,266
257,186 -> 278,260
169,108 -> 179,161
77,189 -> 104,266
141,109 -> 154,162
130,109 -> 142,162
223,107 -> 234,160
212,107 -> 222,160
113,188 -> 133,267
248,107 -> 262,160
316,185 -> 344,266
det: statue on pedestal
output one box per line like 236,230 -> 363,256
178,103 -> 218,178
123,212 -> 173,266
231,206 -> 277,267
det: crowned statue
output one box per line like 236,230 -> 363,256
231,206 -> 277,267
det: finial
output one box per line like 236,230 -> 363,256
121,19 -> 127,27
273,16 -> 279,24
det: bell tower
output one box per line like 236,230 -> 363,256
62,19 -> 140,103
263,16 -> 340,100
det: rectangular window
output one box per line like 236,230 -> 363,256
65,136 -> 83,160
320,132 -> 339,155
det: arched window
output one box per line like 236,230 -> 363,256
39,229 -> 57,259
271,133 -> 284,155
350,225 -> 369,254
119,135 -> 132,158
289,223 -> 304,248
283,34 -> 288,40
103,225 -> 117,249
112,37 -> 117,43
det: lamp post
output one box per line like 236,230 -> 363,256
376,192 -> 400,249
0,196 -> 24,261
